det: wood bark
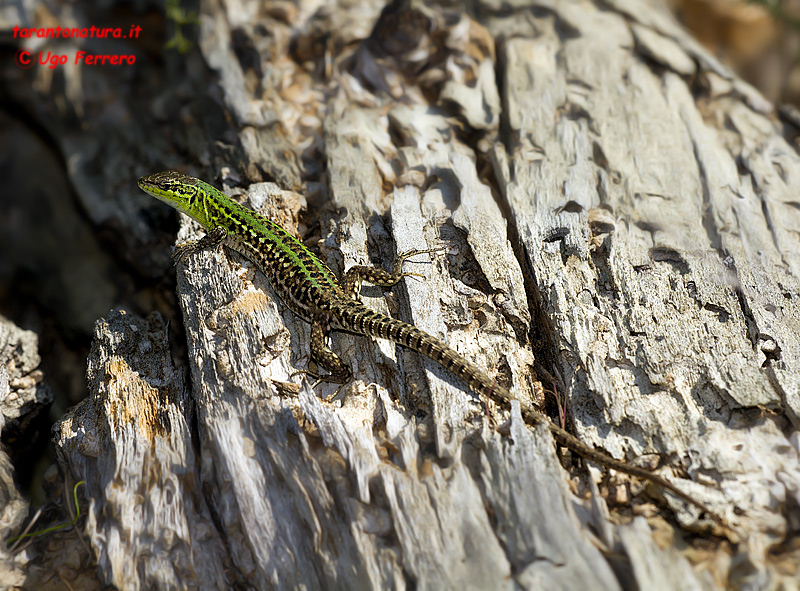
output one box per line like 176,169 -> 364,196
38,0 -> 800,589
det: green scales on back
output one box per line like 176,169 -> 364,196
139,171 -> 341,320
138,170 -> 726,528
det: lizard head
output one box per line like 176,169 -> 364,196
138,171 -> 212,227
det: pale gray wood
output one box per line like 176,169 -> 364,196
159,181 -> 618,590
0,316 -> 106,589
48,0 -> 800,589
0,316 -> 53,429
488,0 -> 800,535
53,310 -> 230,590
615,518 -> 710,591
0,317 -> 34,589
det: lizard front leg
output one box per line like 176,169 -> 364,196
171,225 -> 228,265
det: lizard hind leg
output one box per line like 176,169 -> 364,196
291,315 -> 353,401
340,248 -> 446,300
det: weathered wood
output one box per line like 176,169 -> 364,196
0,315 -> 40,588
0,315 -> 53,435
46,0 -> 800,589
55,310 -> 230,590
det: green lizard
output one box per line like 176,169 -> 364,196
138,170 -> 724,526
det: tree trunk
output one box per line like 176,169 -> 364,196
44,0 -> 800,589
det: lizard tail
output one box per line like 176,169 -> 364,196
334,303 -> 725,525
335,305 -> 502,398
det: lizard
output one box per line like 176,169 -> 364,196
138,170 -> 725,527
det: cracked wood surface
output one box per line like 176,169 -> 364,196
0,315 -> 47,588
47,0 -> 800,589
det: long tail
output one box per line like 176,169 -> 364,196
335,304 -> 725,525
335,304 -> 497,394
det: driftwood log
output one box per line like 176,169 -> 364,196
9,0 -> 799,589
